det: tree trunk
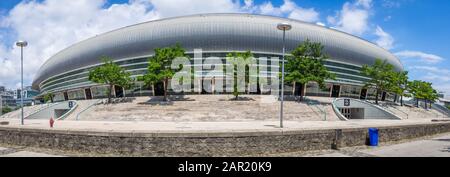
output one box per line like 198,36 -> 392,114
375,89 -> 379,105
299,83 -> 306,102
292,82 -> 296,95
152,84 -> 155,96
400,95 -> 403,106
416,99 -> 419,108
123,87 -> 127,99
163,78 -> 168,101
108,84 -> 113,104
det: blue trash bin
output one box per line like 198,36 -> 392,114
368,128 -> 379,146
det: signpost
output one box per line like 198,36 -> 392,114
0,96 -> 2,116
68,101 -> 73,108
344,99 -> 351,107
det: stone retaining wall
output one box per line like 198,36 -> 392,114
1,123 -> 450,156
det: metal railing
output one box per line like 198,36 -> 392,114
431,103 -> 450,118
373,101 -> 409,119
24,102 -> 64,119
305,97 -> 327,121
76,99 -> 104,120
331,98 -> 348,121
363,100 -> 403,119
387,105 -> 409,119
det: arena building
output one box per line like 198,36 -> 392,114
32,13 -> 403,102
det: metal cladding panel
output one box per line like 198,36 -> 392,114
32,13 -> 402,90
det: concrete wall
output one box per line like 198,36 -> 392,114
1,123 -> 450,156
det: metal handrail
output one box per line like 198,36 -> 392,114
431,103 -> 450,118
315,104 -> 327,121
331,98 -> 348,121
22,103 -> 55,117
24,101 -> 64,119
304,97 -> 327,121
373,101 -> 409,119
363,100 -> 403,119
76,99 -> 103,120
387,105 -> 409,119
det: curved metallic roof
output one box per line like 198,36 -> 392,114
32,13 -> 403,90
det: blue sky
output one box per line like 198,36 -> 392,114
0,0 -> 449,98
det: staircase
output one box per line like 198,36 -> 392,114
63,99 -> 102,120
0,103 -> 57,119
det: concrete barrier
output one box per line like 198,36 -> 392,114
0,122 -> 450,156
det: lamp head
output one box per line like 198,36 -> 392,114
277,23 -> 292,31
16,41 -> 28,47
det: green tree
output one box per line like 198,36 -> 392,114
1,106 -> 13,114
408,80 -> 438,109
408,80 -> 423,107
285,40 -> 335,101
361,59 -> 396,104
88,57 -> 132,103
143,44 -> 187,101
43,92 -> 54,103
425,85 -> 439,109
226,51 -> 253,100
120,77 -> 135,99
137,74 -> 156,96
390,71 -> 409,106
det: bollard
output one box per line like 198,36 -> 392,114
49,117 -> 54,128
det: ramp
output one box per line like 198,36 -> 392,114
332,98 -> 401,120
25,101 -> 77,120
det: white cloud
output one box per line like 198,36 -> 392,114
327,0 -> 372,35
409,66 -> 450,96
316,22 -> 326,27
382,0 -> 401,8
257,0 -> 320,23
395,51 -> 444,63
356,0 -> 372,9
0,0 -> 159,89
258,2 -> 282,16
374,26 -> 394,50
409,66 -> 450,74
149,0 -> 241,17
0,0 -> 256,89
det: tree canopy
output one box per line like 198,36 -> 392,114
142,43 -> 187,101
408,80 -> 439,109
43,92 -> 55,103
389,71 -> 409,106
285,39 -> 335,101
361,59 -> 396,104
226,51 -> 254,99
88,56 -> 132,103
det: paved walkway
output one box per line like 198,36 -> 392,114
270,133 -> 450,157
0,146 -> 63,157
359,133 -> 450,157
1,117 -> 449,133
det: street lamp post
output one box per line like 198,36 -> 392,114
277,23 -> 292,128
16,41 -> 28,125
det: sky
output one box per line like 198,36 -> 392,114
0,0 -> 449,98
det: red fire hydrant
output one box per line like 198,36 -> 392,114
49,117 -> 54,128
